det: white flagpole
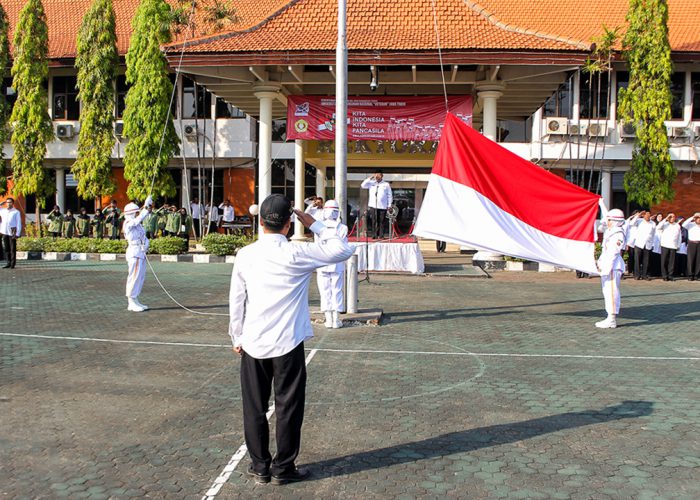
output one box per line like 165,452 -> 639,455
335,0 -> 348,222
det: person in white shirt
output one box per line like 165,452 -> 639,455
682,212 -> 700,281
625,211 -> 639,275
657,213 -> 682,281
123,197 -> 153,312
595,208 -> 627,328
205,203 -> 219,235
304,196 -> 324,221
0,198 -> 22,269
630,211 -> 655,280
315,200 -> 349,329
190,197 -> 204,239
361,169 -> 392,239
218,199 -> 235,234
228,194 -> 353,485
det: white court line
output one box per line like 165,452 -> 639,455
1,332 -> 698,361
202,349 -> 318,499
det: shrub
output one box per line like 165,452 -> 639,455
96,239 -> 128,253
148,236 -> 187,255
24,223 -> 48,238
16,237 -> 47,251
202,232 -> 256,256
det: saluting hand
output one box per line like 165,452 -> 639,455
293,209 -> 318,229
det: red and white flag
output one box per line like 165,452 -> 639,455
414,113 -> 601,274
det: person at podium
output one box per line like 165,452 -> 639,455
361,169 -> 393,239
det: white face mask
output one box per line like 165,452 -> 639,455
323,208 -> 339,220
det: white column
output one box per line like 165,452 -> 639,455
181,168 -> 191,207
601,170 -> 613,209
254,86 -> 280,211
316,166 -> 327,199
474,82 -> 505,262
292,139 -> 306,240
55,168 -> 65,211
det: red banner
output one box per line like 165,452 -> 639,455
287,95 -> 472,141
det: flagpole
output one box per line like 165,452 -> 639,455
335,0 -> 348,222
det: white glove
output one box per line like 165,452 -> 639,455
145,196 -> 153,208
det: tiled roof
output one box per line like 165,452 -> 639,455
168,0 -> 700,55
2,0 -> 290,60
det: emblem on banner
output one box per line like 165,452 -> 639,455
294,119 -> 309,133
294,102 -> 310,117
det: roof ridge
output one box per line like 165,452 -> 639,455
463,0 -> 592,51
166,0 -> 303,52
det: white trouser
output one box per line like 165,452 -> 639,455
601,270 -> 622,315
126,257 -> 147,299
317,271 -> 343,312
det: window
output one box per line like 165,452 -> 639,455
269,160 -> 316,200
580,71 -> 609,119
115,75 -> 129,119
181,76 -> 212,119
542,75 -> 573,118
215,97 -> 245,118
1,78 -> 17,114
669,72 -> 685,120
53,76 -> 79,120
693,73 -> 700,120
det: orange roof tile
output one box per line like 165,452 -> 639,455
2,0 -> 290,60
167,0 -> 700,55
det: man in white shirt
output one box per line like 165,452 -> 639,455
229,194 -> 353,485
361,169 -> 392,239
657,213 -> 682,281
218,199 -> 235,234
304,196 -> 324,221
123,197 -> 153,312
630,211 -> 655,280
0,198 -> 22,269
205,203 -> 219,235
190,197 -> 204,239
682,212 -> 700,281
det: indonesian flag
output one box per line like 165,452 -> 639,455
414,113 -> 601,274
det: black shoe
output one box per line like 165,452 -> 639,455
246,464 -> 271,484
271,467 -> 310,485
2,264 -> 9,269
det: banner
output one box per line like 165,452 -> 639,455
287,95 -> 472,141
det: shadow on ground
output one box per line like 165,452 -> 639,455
304,401 -> 653,480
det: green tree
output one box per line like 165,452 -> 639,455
73,0 -> 118,206
618,0 -> 675,206
123,0 -> 178,201
10,0 -> 55,222
0,4 -> 10,195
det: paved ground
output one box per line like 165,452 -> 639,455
1,258 -> 699,499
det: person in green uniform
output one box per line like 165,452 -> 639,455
103,200 -> 122,240
75,207 -> 91,238
164,205 -> 180,237
177,207 -> 193,245
91,209 -> 105,238
156,203 -> 170,237
142,205 -> 164,239
47,206 -> 63,239
62,210 -> 76,238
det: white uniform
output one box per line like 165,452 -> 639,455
124,207 -> 150,299
361,178 -> 393,209
597,225 -> 626,316
316,218 -> 349,313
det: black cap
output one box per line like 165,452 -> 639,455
260,194 -> 292,227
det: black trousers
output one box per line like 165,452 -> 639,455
370,208 -> 387,239
688,242 -> 700,279
626,246 -> 635,274
241,342 -> 306,476
660,247 -> 676,279
192,218 -> 201,238
2,235 -> 16,268
634,247 -> 651,278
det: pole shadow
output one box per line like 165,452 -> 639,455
303,400 -> 653,480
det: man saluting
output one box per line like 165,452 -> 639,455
228,194 -> 354,485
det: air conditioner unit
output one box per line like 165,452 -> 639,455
694,126 -> 700,142
568,122 -> 586,135
587,122 -> 608,137
619,122 -> 636,138
56,124 -> 74,139
114,121 -> 124,138
184,124 -> 198,139
545,117 -> 568,135
670,126 -> 691,138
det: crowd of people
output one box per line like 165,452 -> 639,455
39,197 -> 244,242
622,210 -> 700,281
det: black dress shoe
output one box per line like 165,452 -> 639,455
246,464 -> 270,484
2,264 -> 10,269
271,467 -> 310,485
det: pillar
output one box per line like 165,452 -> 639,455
601,169 -> 613,209
55,168 -> 65,211
316,166 -> 327,199
181,168 -> 191,207
292,139 -> 306,240
254,86 -> 281,211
